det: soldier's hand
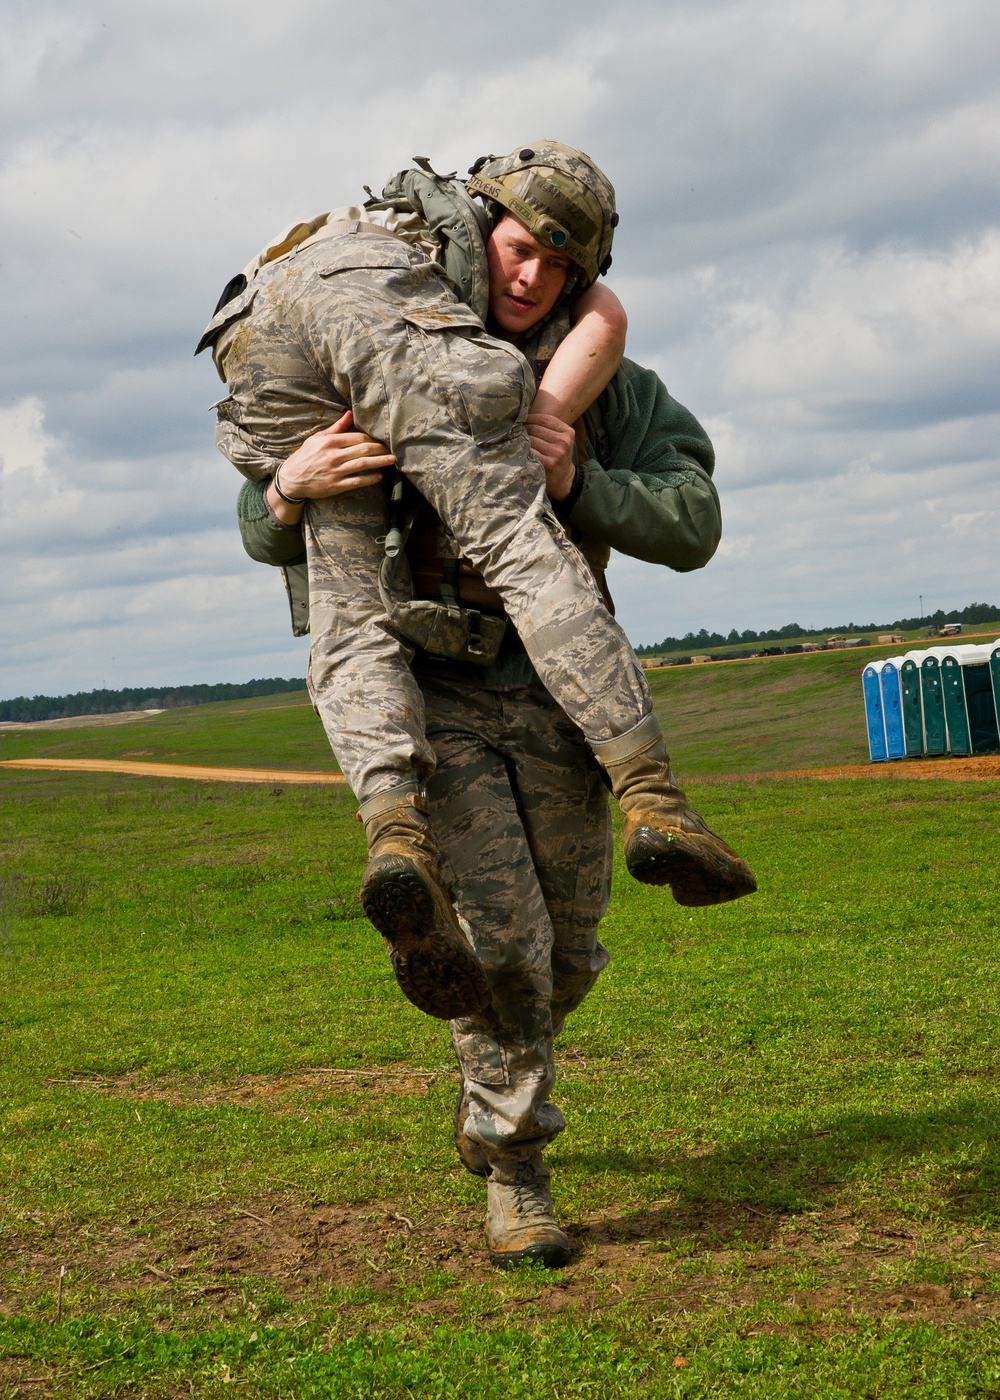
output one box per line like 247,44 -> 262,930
526,412 -> 576,501
265,413 -> 395,522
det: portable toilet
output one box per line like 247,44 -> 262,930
992,642 -> 1000,727
957,642 -> 1000,755
919,654 -> 946,754
862,663 -> 888,761
938,651 -> 971,755
899,656 -> 924,756
878,659 -> 906,759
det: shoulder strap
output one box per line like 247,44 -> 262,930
371,166 -> 491,321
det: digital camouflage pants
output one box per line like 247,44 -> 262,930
420,669 -> 613,1157
215,231 -> 651,803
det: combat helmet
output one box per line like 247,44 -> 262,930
467,140 -> 618,287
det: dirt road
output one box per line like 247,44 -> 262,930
3,755 -> 998,785
0,758 -> 346,785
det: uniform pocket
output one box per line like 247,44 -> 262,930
316,237 -> 421,275
195,285 -> 258,357
451,1019 -> 510,1087
402,305 -> 534,446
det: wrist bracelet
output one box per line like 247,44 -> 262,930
272,465 -> 306,506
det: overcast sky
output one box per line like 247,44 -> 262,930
2,0 -> 998,697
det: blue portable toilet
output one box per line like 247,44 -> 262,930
878,659 -> 905,759
991,642 -> 1000,728
862,664 -> 888,761
899,656 -> 924,756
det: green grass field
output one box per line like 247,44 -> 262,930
2,659 -> 1000,1395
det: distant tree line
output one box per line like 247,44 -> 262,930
6,598 -> 1000,719
0,678 -> 307,724
634,602 -> 1000,657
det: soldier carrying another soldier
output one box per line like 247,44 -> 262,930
210,140 -> 754,1269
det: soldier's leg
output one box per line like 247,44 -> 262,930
303,487 -> 490,1023
355,294 -> 650,743
420,673 -> 564,1160
423,671 -> 620,1269
302,484 -> 431,803
213,249 -> 494,1021
498,683 -> 615,1039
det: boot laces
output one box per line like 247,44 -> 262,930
504,1167 -> 549,1220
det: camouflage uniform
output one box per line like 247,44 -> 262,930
209,226 -> 651,805
237,355 -> 723,1159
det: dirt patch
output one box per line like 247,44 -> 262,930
703,755 -> 1000,784
41,1068 -> 438,1108
0,711 -> 165,731
5,1193 -> 1000,1329
0,759 -> 345,786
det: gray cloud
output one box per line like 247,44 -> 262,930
2,0 -> 998,695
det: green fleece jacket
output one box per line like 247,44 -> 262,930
237,356 -> 720,685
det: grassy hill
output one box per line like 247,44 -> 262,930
648,644 -> 883,775
0,691 -> 334,772
9,634 -> 999,778
648,631 -> 1000,776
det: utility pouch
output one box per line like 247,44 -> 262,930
378,468 -> 507,666
382,594 -> 507,666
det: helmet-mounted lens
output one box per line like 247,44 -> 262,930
535,217 -> 569,251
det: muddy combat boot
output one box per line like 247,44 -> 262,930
359,786 -> 491,1021
486,1152 -> 571,1270
454,1080 -> 489,1177
590,714 -> 757,906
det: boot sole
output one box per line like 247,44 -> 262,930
488,1236 -> 572,1270
625,826 -> 757,906
361,856 -> 492,1020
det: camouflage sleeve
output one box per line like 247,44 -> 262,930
569,360 -> 722,572
236,478 -> 306,567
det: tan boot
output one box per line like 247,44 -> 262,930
486,1152 -> 571,1270
359,786 -> 491,1021
591,715 -> 757,906
454,1080 -> 489,1177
